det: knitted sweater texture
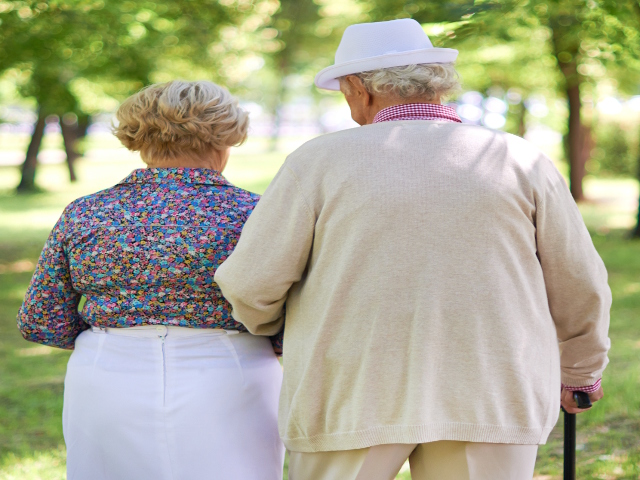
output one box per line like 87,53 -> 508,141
215,121 -> 611,452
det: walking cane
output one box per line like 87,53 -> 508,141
563,391 -> 592,480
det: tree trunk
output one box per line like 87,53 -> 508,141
268,59 -> 289,153
17,111 -> 46,192
566,82 -> 587,202
61,121 -> 78,182
551,24 -> 587,202
632,131 -> 640,238
629,0 -> 640,237
269,103 -> 283,153
632,189 -> 640,238
60,115 -> 90,182
268,83 -> 286,153
517,104 -> 526,138
77,116 -> 89,138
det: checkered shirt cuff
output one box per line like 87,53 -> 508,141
562,378 -> 601,393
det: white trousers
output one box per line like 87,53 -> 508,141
289,441 -> 539,480
63,326 -> 285,480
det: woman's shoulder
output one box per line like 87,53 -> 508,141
229,184 -> 260,202
61,185 -> 124,222
220,183 -> 260,208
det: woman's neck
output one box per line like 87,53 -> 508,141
145,149 -> 229,171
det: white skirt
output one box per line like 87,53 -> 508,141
63,326 -> 284,480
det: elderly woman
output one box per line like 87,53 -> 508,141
214,19 -> 611,480
17,81 -> 284,480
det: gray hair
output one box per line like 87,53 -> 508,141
340,63 -> 460,101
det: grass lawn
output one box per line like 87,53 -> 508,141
0,138 -> 639,479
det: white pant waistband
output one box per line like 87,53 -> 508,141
90,325 -> 242,338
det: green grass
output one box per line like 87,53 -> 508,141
1,141 -> 639,479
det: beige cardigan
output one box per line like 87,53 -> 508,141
214,121 -> 611,452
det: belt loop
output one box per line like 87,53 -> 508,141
224,330 -> 240,335
91,325 -> 107,334
155,325 -> 168,338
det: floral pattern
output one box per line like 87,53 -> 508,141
17,168 -> 283,354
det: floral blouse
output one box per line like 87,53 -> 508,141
17,168 -> 283,354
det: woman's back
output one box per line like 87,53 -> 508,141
18,167 -> 259,348
17,80 -> 285,480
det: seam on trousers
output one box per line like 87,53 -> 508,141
219,334 -> 245,385
160,334 -> 167,406
91,332 -> 107,374
158,331 -> 177,480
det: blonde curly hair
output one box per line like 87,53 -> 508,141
113,80 -> 249,165
341,63 -> 460,101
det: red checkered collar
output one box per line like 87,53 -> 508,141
373,103 -> 461,124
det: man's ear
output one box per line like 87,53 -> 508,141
344,75 -> 370,102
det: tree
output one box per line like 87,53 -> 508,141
363,0 -> 640,202
466,0 -> 640,202
595,0 -> 640,237
434,16 -> 562,138
250,0 -> 362,149
544,0 -> 601,202
0,0 -> 249,191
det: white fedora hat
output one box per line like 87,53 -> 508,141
315,18 -> 458,91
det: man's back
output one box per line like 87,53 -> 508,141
216,120 -> 610,452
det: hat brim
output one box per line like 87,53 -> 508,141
314,48 -> 459,91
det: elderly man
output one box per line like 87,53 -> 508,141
215,18 -> 611,480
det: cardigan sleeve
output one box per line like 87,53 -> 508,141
535,160 -> 612,388
17,210 -> 85,350
215,165 -> 315,337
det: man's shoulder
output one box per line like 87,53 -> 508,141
288,121 -> 525,151
283,123 -> 416,170
283,121 -> 550,172
290,127 -> 369,154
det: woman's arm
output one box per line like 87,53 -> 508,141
17,210 -> 85,349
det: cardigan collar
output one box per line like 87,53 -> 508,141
373,103 -> 461,124
118,168 -> 233,187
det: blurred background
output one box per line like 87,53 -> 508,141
1,1 -> 639,479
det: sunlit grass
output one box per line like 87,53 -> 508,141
1,145 -> 639,479
0,447 -> 66,480
581,177 -> 639,232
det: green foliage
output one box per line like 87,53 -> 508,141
589,123 -> 638,178
362,0 -> 486,25
0,0 -> 259,115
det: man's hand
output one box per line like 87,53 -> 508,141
561,386 -> 604,414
